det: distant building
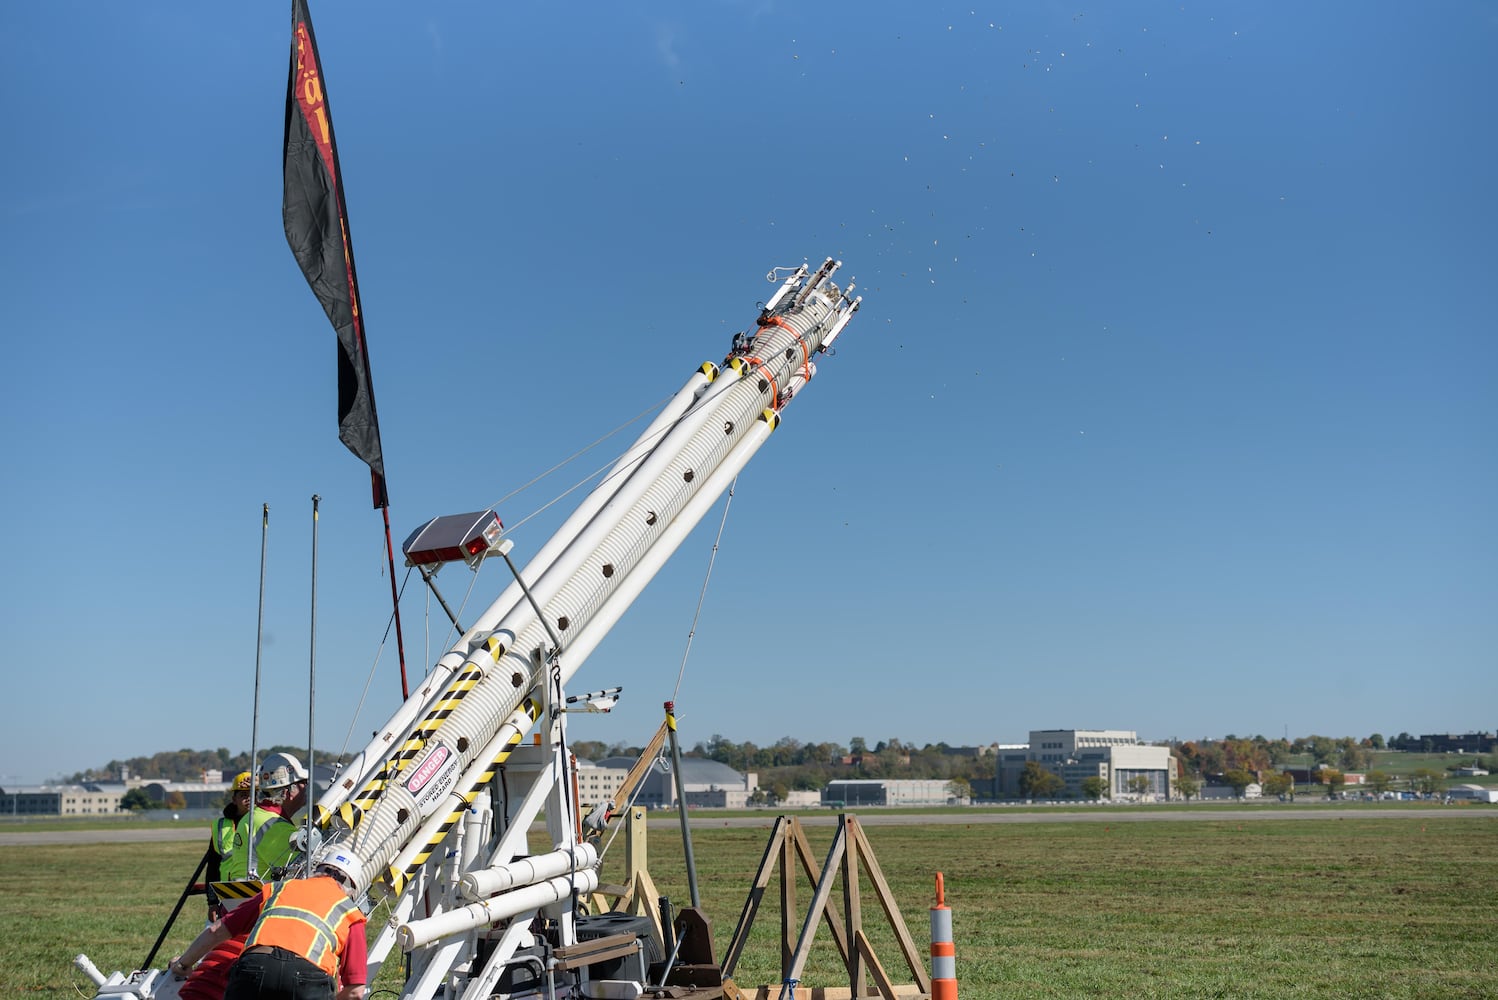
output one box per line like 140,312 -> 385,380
1,784 -> 123,815
573,758 -> 629,813
1414,732 -> 1497,753
779,790 -> 822,808
142,780 -> 236,810
593,757 -> 755,810
996,729 -> 1177,800
822,779 -> 953,808
1446,784 -> 1498,803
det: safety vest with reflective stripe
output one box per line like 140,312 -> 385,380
221,806 -> 295,880
211,815 -> 236,859
246,877 -> 361,979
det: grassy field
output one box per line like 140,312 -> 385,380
4,812 -> 1495,999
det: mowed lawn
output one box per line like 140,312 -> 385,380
4,812 -> 1495,998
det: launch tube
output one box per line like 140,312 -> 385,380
397,870 -> 600,952
459,842 -> 598,900
321,265 -> 856,899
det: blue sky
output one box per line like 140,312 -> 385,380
2,3 -> 1494,784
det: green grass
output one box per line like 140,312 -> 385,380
5,814 -> 1496,999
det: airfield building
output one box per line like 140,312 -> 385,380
822,779 -> 953,808
996,729 -> 1178,800
592,756 -> 756,810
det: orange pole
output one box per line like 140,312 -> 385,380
930,872 -> 957,999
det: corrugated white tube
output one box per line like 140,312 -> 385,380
459,842 -> 598,900
397,869 -> 600,952
370,701 -> 537,888
556,413 -> 777,691
318,369 -> 715,821
454,367 -> 717,646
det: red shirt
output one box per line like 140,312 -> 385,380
223,879 -> 367,987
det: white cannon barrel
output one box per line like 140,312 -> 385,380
459,842 -> 598,901
396,870 -> 600,952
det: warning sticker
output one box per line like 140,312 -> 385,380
405,742 -> 460,813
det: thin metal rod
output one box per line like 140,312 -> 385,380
665,701 -> 701,908
248,503 -> 268,877
307,494 -> 320,863
141,845 -> 211,970
381,505 -> 411,699
418,564 -> 465,632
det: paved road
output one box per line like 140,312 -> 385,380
3,806 -> 1490,846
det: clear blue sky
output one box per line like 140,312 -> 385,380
3,3 -> 1494,784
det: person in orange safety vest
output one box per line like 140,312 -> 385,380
169,860 -> 366,1000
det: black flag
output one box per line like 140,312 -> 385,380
283,0 -> 387,508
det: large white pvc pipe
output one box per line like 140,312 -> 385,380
555,415 -> 778,692
327,277 -> 854,889
397,870 -> 600,952
349,369 -> 766,863
459,842 -> 598,900
367,416 -> 781,893
454,366 -> 718,646
313,368 -> 714,821
335,367 -> 744,824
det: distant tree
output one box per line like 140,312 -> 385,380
947,777 -> 972,802
1018,762 -> 1064,799
1317,769 -> 1346,798
1126,775 -> 1151,797
119,788 -> 154,812
1410,769 -> 1442,797
1339,744 -> 1371,772
1081,776 -> 1108,800
1392,732 -> 1414,751
1369,733 -> 1386,750
849,736 -> 867,756
165,790 -> 187,810
1195,742 -> 1227,776
1366,771 -> 1395,795
1309,736 -> 1338,765
1262,773 -> 1294,799
748,787 -> 767,807
1223,769 -> 1256,798
1175,775 -> 1201,801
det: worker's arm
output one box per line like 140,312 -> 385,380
168,920 -> 232,977
335,985 -> 366,1000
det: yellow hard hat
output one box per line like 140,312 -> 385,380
232,771 -> 254,791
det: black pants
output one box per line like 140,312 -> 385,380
225,946 -> 336,1000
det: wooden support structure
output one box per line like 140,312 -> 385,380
721,815 -> 932,1000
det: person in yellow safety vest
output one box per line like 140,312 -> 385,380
221,753 -> 311,881
205,771 -> 254,920
169,855 -> 367,1000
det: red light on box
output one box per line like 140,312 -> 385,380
402,510 -> 505,569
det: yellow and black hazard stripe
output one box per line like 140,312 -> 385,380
349,638 -> 507,817
384,697 -> 540,899
210,879 -> 264,901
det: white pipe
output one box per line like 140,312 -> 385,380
315,370 -> 714,821
453,366 -> 717,646
460,842 -> 598,900
556,415 -> 777,691
397,870 -> 600,951
324,267 -> 852,891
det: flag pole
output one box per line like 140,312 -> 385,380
381,503 -> 411,699
307,494 -> 320,859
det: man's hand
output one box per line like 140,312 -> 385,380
335,984 -> 366,1000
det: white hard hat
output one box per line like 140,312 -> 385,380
259,752 -> 309,790
314,848 -> 365,897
